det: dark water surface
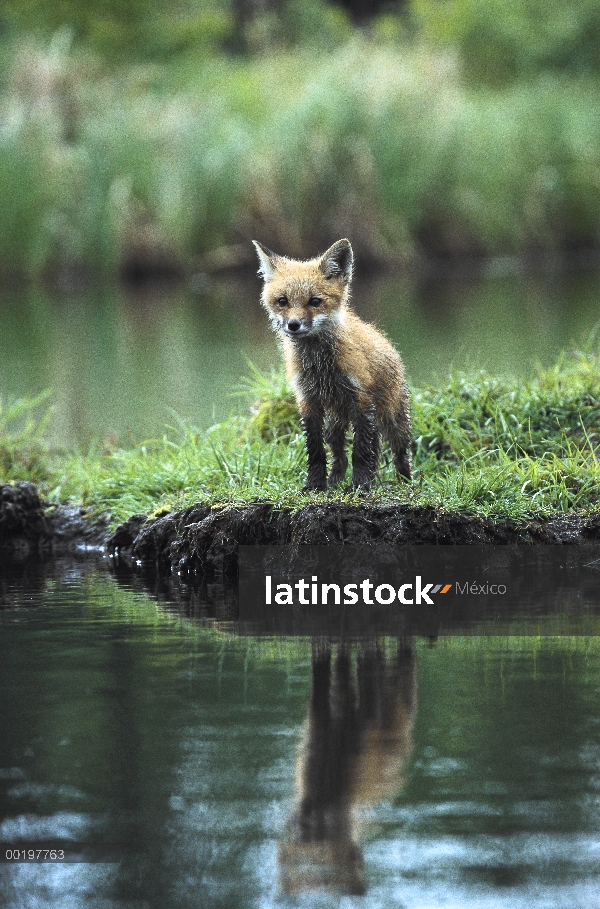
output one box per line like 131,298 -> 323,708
1,558 -> 600,908
1,267 -> 599,447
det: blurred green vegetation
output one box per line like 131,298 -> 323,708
1,1 -> 235,61
412,0 -> 600,84
1,1 -> 600,279
0,390 -> 53,484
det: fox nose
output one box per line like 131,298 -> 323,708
287,319 -> 301,332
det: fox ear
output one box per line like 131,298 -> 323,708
252,240 -> 281,281
319,239 -> 353,281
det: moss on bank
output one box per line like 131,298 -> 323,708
2,343 -> 600,532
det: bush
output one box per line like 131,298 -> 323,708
1,1 -> 236,61
411,0 -> 600,85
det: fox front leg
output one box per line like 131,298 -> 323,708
301,410 -> 327,491
351,407 -> 379,491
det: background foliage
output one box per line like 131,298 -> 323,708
1,1 -> 599,279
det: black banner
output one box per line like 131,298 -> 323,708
238,545 -> 600,636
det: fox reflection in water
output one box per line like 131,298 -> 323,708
279,639 -> 416,896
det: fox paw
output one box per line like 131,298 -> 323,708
303,481 -> 327,492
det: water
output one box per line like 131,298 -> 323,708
1,267 -> 599,447
1,557 -> 600,908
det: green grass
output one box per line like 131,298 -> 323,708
2,343 -> 600,527
0,390 -> 54,485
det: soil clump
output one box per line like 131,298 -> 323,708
0,482 -> 109,558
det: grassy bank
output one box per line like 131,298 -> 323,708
2,343 -> 600,527
2,31 -> 600,280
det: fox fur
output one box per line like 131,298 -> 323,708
253,238 -> 412,491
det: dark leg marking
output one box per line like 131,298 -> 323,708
351,407 -> 379,490
302,411 -> 327,491
385,410 -> 412,481
325,417 -> 349,487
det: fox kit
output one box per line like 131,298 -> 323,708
253,238 -> 411,491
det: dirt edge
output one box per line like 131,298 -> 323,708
0,482 -> 109,558
109,501 -> 600,578
3,482 -> 600,574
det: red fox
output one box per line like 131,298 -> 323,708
253,238 -> 412,490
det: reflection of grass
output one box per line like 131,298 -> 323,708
3,343 -> 600,526
422,636 -> 600,672
2,35 -> 600,279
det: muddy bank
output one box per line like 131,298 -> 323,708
109,501 -> 600,577
3,481 -> 600,573
0,482 -> 109,558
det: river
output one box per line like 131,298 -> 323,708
1,265 -> 599,447
1,556 -> 600,907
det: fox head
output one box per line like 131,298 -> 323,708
253,239 -> 353,339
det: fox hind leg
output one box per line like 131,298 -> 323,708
325,415 -> 349,487
385,411 -> 412,481
351,407 -> 380,490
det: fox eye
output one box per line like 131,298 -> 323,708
277,296 -> 288,306
309,297 -> 321,307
